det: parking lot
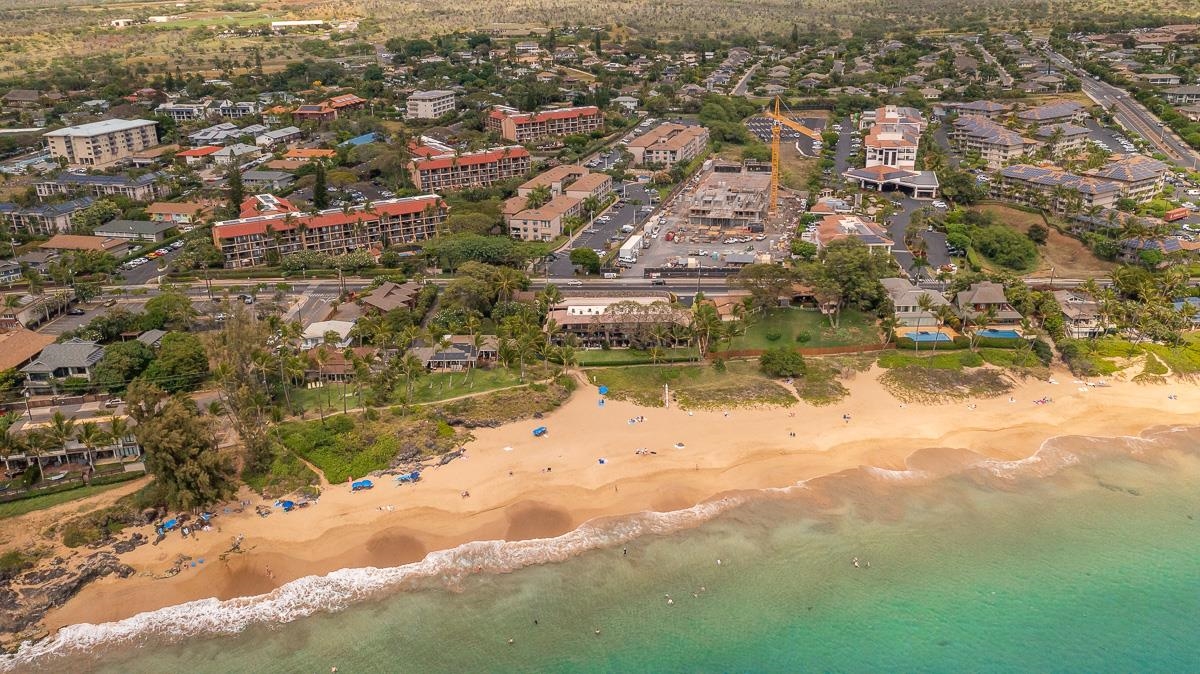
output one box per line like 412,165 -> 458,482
744,116 -> 828,156
117,241 -> 184,285
549,182 -> 657,277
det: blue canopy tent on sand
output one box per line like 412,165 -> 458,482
598,386 -> 609,395
351,479 -> 374,491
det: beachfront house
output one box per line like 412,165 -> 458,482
409,335 -> 499,372
880,278 -> 950,326
20,338 -> 105,393
954,281 -> 1022,326
1053,290 -> 1105,338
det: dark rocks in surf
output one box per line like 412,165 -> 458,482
0,551 -> 134,641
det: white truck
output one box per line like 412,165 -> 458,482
618,235 -> 643,264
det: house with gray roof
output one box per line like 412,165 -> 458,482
0,197 -> 96,236
34,171 -> 169,202
1163,85 -> 1200,106
881,278 -> 950,326
954,282 -> 1022,325
1016,100 -> 1086,124
94,219 -> 174,242
20,338 -> 105,393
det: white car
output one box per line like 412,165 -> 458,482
931,200 -> 948,208
1187,189 -> 1200,196
566,280 -> 584,286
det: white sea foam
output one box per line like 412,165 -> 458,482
862,466 -> 931,482
0,494 -> 750,670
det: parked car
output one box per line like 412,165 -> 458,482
104,398 -> 123,408
66,308 -> 85,316
566,279 -> 584,286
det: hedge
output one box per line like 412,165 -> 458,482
0,468 -> 146,505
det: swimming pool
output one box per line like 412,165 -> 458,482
907,331 -> 951,342
978,329 -> 1021,339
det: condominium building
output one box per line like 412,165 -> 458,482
1085,154 -> 1168,203
486,105 -> 603,142
408,146 -> 531,192
859,105 -> 926,132
688,171 -> 770,229
627,123 -> 710,167
949,100 -> 1011,120
1163,86 -> 1200,106
507,195 -> 582,242
406,90 -> 456,119
1015,100 -> 1087,125
516,165 -> 612,201
546,297 -> 691,349
993,164 -> 1121,210
155,102 -> 212,122
35,172 -> 169,202
864,123 -> 919,170
948,115 -> 1036,168
43,119 -> 159,168
212,196 -> 447,267
0,197 -> 95,236
1034,123 -> 1091,156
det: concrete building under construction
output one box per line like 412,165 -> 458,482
687,171 -> 771,231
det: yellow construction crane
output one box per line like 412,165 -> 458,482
763,96 -> 822,214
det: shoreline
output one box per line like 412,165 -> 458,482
22,365 -> 1200,637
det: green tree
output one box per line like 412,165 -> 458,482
312,162 -> 329,209
143,332 -> 209,393
569,247 -> 601,274
128,382 -> 235,510
733,263 -> 795,313
759,346 -> 806,378
92,341 -> 155,393
142,290 -> 197,331
226,164 -> 244,217
790,240 -> 818,261
524,184 -> 552,209
74,421 -> 111,470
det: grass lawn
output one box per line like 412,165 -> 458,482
576,348 -> 699,366
295,385 -> 364,415
409,367 -> 529,404
591,361 -> 796,409
0,481 -> 131,520
727,308 -> 880,351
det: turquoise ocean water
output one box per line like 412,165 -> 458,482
8,426 -> 1200,673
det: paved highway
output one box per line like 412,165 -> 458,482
1046,49 -> 1200,170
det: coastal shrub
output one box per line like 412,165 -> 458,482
0,550 -> 36,581
759,347 -> 806,378
765,330 -> 782,342
879,365 -> 1013,403
793,360 -> 848,406
1032,339 -> 1053,365
795,331 -> 812,344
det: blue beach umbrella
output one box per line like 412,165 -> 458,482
598,386 -> 609,395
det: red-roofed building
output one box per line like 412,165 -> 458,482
328,94 -> 367,110
292,103 -> 336,123
212,196 -> 447,267
409,146 -> 531,192
486,105 -> 603,142
239,194 -> 299,218
175,145 -> 222,166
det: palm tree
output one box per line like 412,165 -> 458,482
930,304 -> 956,362
46,410 -> 76,465
879,315 -> 900,346
691,300 -> 721,359
108,415 -> 133,464
525,185 -> 552,209
24,430 -> 54,481
914,292 -> 936,352
75,422 -> 111,471
398,352 -> 425,404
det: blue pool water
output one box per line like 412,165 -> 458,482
908,331 -> 951,342
978,329 -> 1021,339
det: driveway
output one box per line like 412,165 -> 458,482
885,197 -> 950,277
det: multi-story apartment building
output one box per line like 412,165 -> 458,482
154,102 -> 212,122
406,90 -> 456,119
948,115 -> 1036,168
546,297 -> 691,349
1085,155 -> 1168,203
1163,86 -> 1200,106
486,105 -> 603,142
409,146 -> 531,192
507,195 -> 582,242
993,164 -> 1121,210
627,123 -> 710,167
563,172 -> 612,201
43,119 -> 159,168
516,165 -> 612,201
212,196 -> 447,268
1034,123 -> 1091,156
1015,100 -> 1087,125
0,197 -> 95,236
214,100 -> 261,118
859,105 -> 926,132
35,172 -> 169,202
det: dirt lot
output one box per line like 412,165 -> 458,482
975,204 -> 1116,277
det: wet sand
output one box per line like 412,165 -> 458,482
39,366 -> 1200,632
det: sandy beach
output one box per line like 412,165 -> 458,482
28,365 -> 1200,633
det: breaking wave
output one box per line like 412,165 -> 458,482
6,423 -> 1199,670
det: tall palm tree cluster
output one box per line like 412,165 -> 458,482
0,411 -> 132,480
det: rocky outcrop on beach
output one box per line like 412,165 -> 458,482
0,547 -> 135,651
